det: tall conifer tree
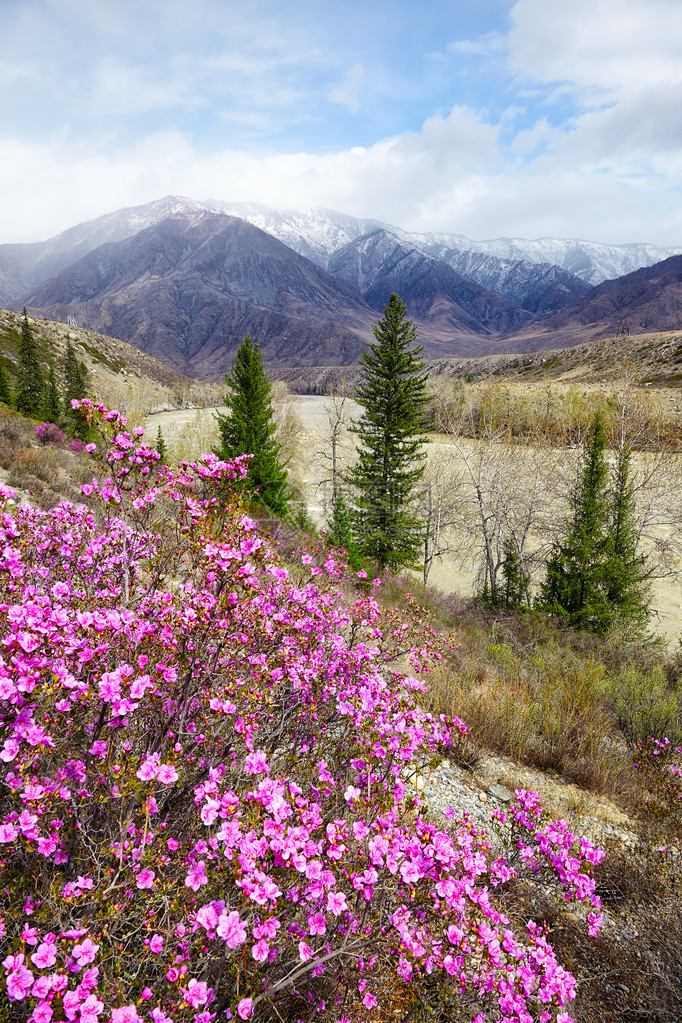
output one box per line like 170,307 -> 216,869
63,340 -> 89,437
214,335 -> 288,516
16,309 -> 44,418
346,294 -> 432,570
542,412 -> 611,629
602,443 -> 650,632
41,364 -> 63,424
541,412 -> 649,633
327,490 -> 363,571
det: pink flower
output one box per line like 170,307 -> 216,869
72,937 -> 99,966
31,942 -> 57,969
251,939 -> 269,962
136,756 -> 159,781
237,997 -> 254,1019
181,979 -> 212,1008
363,992 -> 378,1009
195,904 -> 219,932
217,911 -> 247,948
326,891 -> 348,916
79,994 -> 104,1022
156,764 -> 178,785
111,1008 -> 142,1023
136,869 -> 155,889
7,964 -> 34,1000
149,934 -> 164,954
31,1002 -> 54,1022
184,862 -> 208,891
298,940 -> 314,962
244,750 -> 268,775
308,912 -> 326,936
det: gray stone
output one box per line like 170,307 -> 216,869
487,783 -> 512,803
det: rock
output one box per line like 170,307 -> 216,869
487,783 -> 512,803
478,792 -> 487,803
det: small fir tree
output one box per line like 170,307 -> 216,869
0,359 -> 11,406
63,340 -> 89,438
214,335 -> 288,516
602,443 -> 650,632
16,308 -> 44,418
156,426 -> 168,464
541,412 -> 612,631
41,363 -> 63,424
327,490 -> 363,571
501,534 -> 530,610
345,294 -> 432,570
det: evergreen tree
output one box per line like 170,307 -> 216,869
63,340 -> 89,438
501,535 -> 530,610
16,309 -> 44,418
214,335 -> 288,516
41,363 -> 63,424
345,294 -> 432,570
541,412 -> 612,631
0,359 -> 11,406
327,490 -> 363,571
602,443 -> 650,632
156,426 -> 168,464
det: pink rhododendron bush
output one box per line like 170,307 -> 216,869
0,402 -> 605,1023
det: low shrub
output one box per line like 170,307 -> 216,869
35,421 -> 67,446
0,401 -> 606,1023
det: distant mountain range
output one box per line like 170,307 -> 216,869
2,195 -> 682,377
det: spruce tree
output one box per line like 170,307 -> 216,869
541,412 -> 612,631
16,309 -> 44,418
0,359 -> 11,406
41,364 -> 63,424
501,535 -> 529,610
327,490 -> 363,571
214,335 -> 288,516
602,443 -> 650,632
63,340 -> 89,438
156,426 -> 168,464
345,294 -> 432,570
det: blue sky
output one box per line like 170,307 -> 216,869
2,0 -> 682,245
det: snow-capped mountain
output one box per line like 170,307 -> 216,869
404,232 -> 682,287
0,197 -> 207,304
327,230 -> 530,332
204,200 -> 389,269
203,202 -> 681,286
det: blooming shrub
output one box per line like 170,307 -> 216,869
35,422 -> 67,446
0,401 -> 605,1022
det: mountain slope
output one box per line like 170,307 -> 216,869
396,231 -> 682,287
505,253 -> 682,351
327,230 -> 531,335
0,197 -> 206,306
22,212 -> 384,376
205,201 -> 679,287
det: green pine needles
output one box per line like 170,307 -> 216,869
542,412 -> 650,634
345,294 -> 432,571
214,335 -> 288,517
16,309 -> 44,418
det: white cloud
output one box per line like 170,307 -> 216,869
447,31 -> 506,57
508,0 -> 682,101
